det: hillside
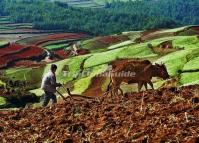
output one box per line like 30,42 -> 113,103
1,0 -> 199,35
0,0 -> 199,142
0,25 -> 199,108
0,85 -> 199,142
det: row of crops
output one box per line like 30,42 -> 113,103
1,25 -> 199,98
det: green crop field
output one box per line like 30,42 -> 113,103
9,26 -> 199,96
73,64 -> 108,94
155,50 -> 190,76
108,40 -> 135,50
0,97 -> 7,107
1,25 -> 199,108
5,67 -> 45,88
0,41 -> 8,46
173,36 -> 199,50
183,56 -> 199,71
84,42 -> 157,68
80,38 -> 107,51
180,72 -> 199,85
160,26 -> 190,33
0,16 -> 33,32
44,43 -> 69,50
43,55 -> 92,84
0,79 -> 6,87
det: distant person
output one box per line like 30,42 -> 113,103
41,64 -> 62,107
71,43 -> 78,56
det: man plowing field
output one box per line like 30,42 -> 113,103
41,64 -> 95,107
41,64 -> 63,107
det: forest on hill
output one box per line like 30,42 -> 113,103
0,0 -> 199,35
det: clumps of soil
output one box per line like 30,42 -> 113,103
0,85 -> 199,142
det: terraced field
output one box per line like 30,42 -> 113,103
0,43 -> 46,69
1,25 -> 199,108
0,17 -> 64,44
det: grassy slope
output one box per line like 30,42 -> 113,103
5,67 -> 45,88
43,55 -> 92,83
160,26 -> 190,33
84,43 -> 157,68
108,40 -> 135,50
0,80 -> 6,88
173,36 -> 199,50
155,35 -> 199,85
30,55 -> 91,96
44,43 -> 69,50
183,56 -> 199,71
0,97 -> 7,106
0,16 -> 33,32
180,72 -> 199,85
155,50 -> 190,76
73,64 -> 108,94
80,38 -> 107,51
3,26 -> 199,98
0,41 -> 8,46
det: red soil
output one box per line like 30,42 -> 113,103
192,26 -> 199,33
158,41 -> 173,49
14,60 -> 44,68
0,33 -> 88,69
77,49 -> 90,55
0,45 -> 45,69
97,35 -> 129,45
141,32 -> 173,41
54,49 -> 71,59
54,49 -> 90,59
141,29 -> 160,37
30,33 -> 88,46
0,43 -> 25,57
47,33 -> 87,39
0,29 -> 41,34
0,85 -> 198,142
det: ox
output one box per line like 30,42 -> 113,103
106,60 -> 169,96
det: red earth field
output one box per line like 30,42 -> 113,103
14,60 -> 44,68
0,43 -> 45,69
54,49 -> 90,59
0,85 -> 198,142
31,33 -> 88,46
97,35 -> 129,45
0,33 -> 90,69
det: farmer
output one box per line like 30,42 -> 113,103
41,64 -> 62,107
71,43 -> 78,56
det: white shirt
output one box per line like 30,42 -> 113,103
41,71 -> 58,93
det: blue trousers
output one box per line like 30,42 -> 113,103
42,91 -> 57,107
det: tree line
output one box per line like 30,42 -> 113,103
0,0 -> 198,35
